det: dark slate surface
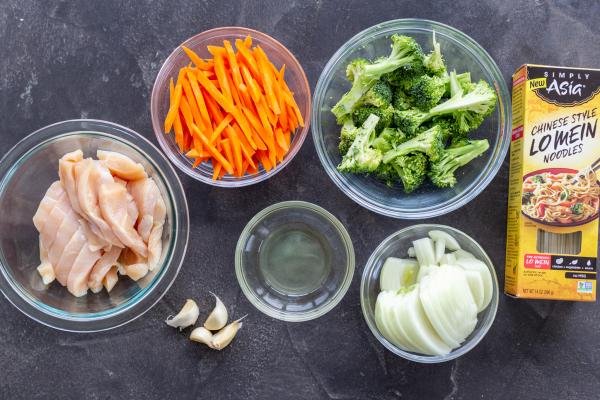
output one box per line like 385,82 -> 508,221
1,1 -> 599,399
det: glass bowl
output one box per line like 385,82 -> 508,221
235,201 -> 354,321
312,19 -> 510,218
151,27 -> 312,187
360,224 -> 499,363
0,120 -> 189,332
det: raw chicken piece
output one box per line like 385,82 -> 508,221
97,150 -> 147,181
88,246 -> 122,293
119,248 -> 149,281
37,238 -> 55,285
67,237 -> 102,297
74,159 -> 123,248
79,219 -> 110,252
114,177 -> 139,223
32,181 -> 65,232
127,178 -> 160,242
58,150 -> 84,215
103,266 -> 119,292
98,182 -> 148,258
147,195 -> 166,271
53,227 -> 89,286
47,207 -> 80,268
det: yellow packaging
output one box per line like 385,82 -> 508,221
505,64 -> 600,301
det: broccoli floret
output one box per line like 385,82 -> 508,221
374,162 -> 398,187
352,106 -> 394,133
382,125 -> 444,163
531,174 -> 545,184
372,127 -> 408,152
571,203 -> 584,215
393,108 -> 432,136
391,153 -> 428,193
337,114 -> 382,173
338,118 -> 359,155
522,191 -> 534,205
428,117 -> 460,143
392,87 -> 412,111
362,80 -> 393,108
423,32 -> 446,76
428,139 -> 490,188
430,78 -> 497,133
331,35 -> 426,123
408,75 -> 447,110
346,58 -> 369,83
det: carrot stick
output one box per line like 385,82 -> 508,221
257,151 -> 272,172
212,160 -> 222,180
224,125 -> 243,174
213,53 -> 233,105
186,148 -> 211,158
164,83 -> 183,133
223,40 -> 244,93
228,125 -> 257,168
174,112 -> 184,151
240,65 -> 262,103
209,114 -> 233,143
182,46 -> 211,69
179,96 -> 195,131
180,71 -> 205,130
255,46 -> 281,115
191,124 -> 234,174
207,45 -> 227,57
187,69 -> 213,135
235,39 -> 261,83
243,35 -> 252,47
274,127 -> 289,152
195,69 -> 235,113
220,139 -> 235,175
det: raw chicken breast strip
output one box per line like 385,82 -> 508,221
75,159 -> 124,248
98,182 -> 148,258
88,246 -> 122,293
147,195 -> 166,271
97,150 -> 147,181
58,150 -> 84,215
127,178 -> 160,242
37,238 -> 55,285
67,238 -> 102,297
32,181 -> 64,232
114,177 -> 139,224
119,248 -> 149,281
54,227 -> 89,286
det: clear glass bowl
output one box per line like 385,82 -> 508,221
312,19 -> 510,218
0,120 -> 189,332
360,224 -> 499,363
151,27 -> 312,187
235,201 -> 354,322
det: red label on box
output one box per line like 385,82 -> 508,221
524,254 -> 551,269
512,126 -> 524,141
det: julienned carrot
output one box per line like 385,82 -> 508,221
163,35 -> 304,180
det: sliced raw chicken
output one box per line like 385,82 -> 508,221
88,246 -> 122,293
58,150 -> 83,215
114,177 -> 140,223
74,159 -> 123,248
127,178 -> 160,242
37,238 -> 55,285
119,248 -> 149,281
103,266 -> 119,292
147,195 -> 166,271
53,227 -> 89,286
97,150 -> 147,181
98,182 -> 148,258
33,181 -> 65,232
67,238 -> 102,297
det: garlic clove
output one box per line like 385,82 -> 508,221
165,299 -> 199,330
210,316 -> 246,350
189,327 -> 214,347
203,292 -> 228,331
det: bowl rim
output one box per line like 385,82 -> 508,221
150,26 -> 312,188
0,119 -> 190,332
311,18 -> 511,219
359,223 -> 499,363
235,200 -> 355,322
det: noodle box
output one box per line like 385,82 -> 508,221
505,64 -> 600,301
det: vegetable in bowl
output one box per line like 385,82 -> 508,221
333,33 -> 497,193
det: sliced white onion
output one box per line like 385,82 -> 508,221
428,230 -> 461,251
413,237 -> 436,267
380,257 -> 418,291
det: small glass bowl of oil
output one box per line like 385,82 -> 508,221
235,201 -> 355,321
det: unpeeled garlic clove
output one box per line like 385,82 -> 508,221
210,316 -> 246,350
189,327 -> 214,346
165,299 -> 199,330
203,292 -> 228,331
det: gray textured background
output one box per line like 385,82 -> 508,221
1,1 -> 599,399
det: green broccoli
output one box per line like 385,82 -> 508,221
571,203 -> 584,215
338,117 -> 359,155
532,174 -> 545,184
394,153 -> 429,193
362,80 -> 393,108
407,75 -> 447,110
382,125 -> 444,163
425,117 -> 461,143
346,58 -> 369,83
331,35 -> 425,123
428,139 -> 490,188
352,105 -> 394,133
423,32 -> 446,76
374,162 -> 398,187
443,72 -> 474,97
394,78 -> 496,135
337,114 -> 382,173
372,127 -> 408,152
392,87 -> 412,110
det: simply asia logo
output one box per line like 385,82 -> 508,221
527,66 -> 600,106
